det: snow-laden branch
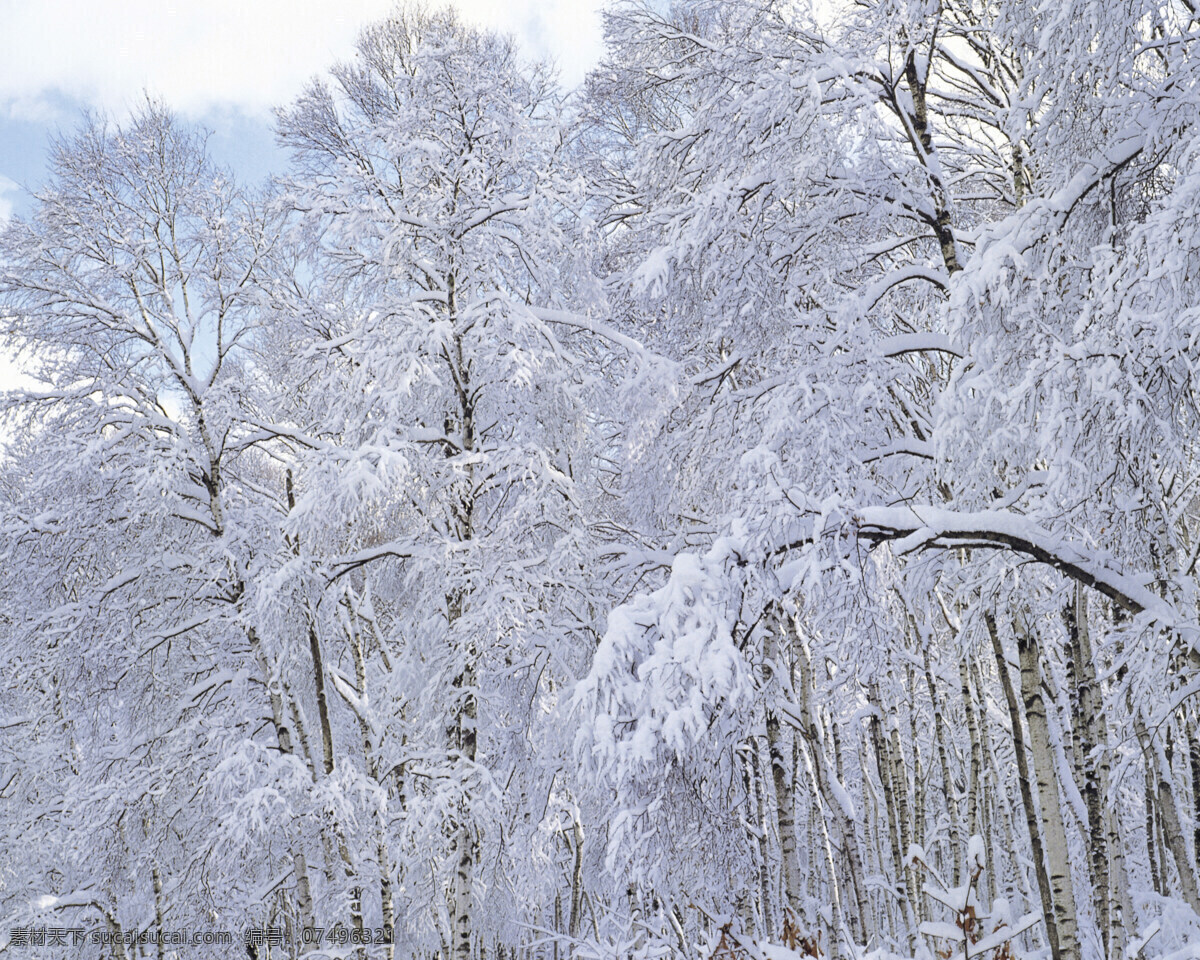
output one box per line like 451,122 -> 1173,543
850,264 -> 950,316
855,503 -> 1176,624
326,539 -> 422,582
962,130 -> 1146,289
861,438 -> 935,462
528,307 -> 656,363
878,332 -> 964,359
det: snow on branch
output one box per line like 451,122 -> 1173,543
962,130 -> 1147,292
855,503 -> 1178,625
850,264 -> 950,316
877,332 -> 964,359
528,307 -> 659,366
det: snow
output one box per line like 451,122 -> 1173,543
967,834 -> 986,871
827,774 -> 857,821
878,332 -> 964,359
856,504 -> 1188,635
4,2 -> 1200,956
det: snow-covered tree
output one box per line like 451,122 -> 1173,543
4,3 -> 1200,960
266,8 -> 617,955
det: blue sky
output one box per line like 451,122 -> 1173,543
0,0 -> 607,219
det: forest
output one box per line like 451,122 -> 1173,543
1,1 -> 1199,959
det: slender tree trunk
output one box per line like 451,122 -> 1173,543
96,899 -> 129,960
1062,586 -> 1110,955
1146,768 -> 1164,895
152,863 -> 166,960
304,616 -> 335,778
868,679 -> 918,952
802,743 -> 848,960
248,626 -> 316,947
959,659 -> 989,903
1015,612 -> 1080,960
889,717 -> 922,936
1191,717 -> 1200,871
740,744 -> 766,936
1106,804 -> 1132,960
446,269 -> 481,960
921,637 -> 961,883
904,665 -> 928,882
887,682 -> 918,883
796,627 -> 868,954
765,615 -> 803,928
287,471 -> 337,780
253,633 -> 314,950
860,730 -> 891,933
832,711 -> 869,948
960,660 -> 981,837
668,905 -> 687,955
308,616 -> 361,950
868,682 -> 909,935
1133,712 -> 1200,913
554,892 -> 563,960
750,740 -> 774,937
569,813 -> 585,941
450,596 -> 478,960
287,473 -> 364,946
986,612 -> 1060,960
901,50 -> 961,275
452,656 -> 478,960
968,659 -> 1003,908
345,602 -> 396,959
627,883 -> 645,953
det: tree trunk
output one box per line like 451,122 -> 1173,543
346,601 -> 396,959
153,863 -> 166,960
1191,720 -> 1200,873
450,595 -> 478,960
287,471 -> 336,779
986,612 -> 1060,960
1146,768 -> 1164,895
1106,804 -> 1132,960
795,626 -> 868,954
901,50 -> 961,275
889,718 -> 922,930
452,655 -> 479,960
1062,586 -> 1110,955
959,659 -> 989,903
248,625 -> 316,948
867,681 -> 910,937
904,665 -> 928,881
1133,712 -> 1200,913
1015,612 -> 1080,960
765,614 -> 803,927
569,813 -> 585,940
740,744 -> 767,936
288,473 -> 363,946
921,634 -> 961,883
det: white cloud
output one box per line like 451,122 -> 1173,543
0,0 -> 604,120
463,0 -> 606,86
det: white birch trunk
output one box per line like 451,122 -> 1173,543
249,626 -> 317,948
986,611 -> 1060,960
1133,712 -> 1200,913
1015,613 -> 1081,960
1063,586 -> 1111,955
765,613 -> 804,928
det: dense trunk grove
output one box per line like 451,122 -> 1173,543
3,2 -> 1200,959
